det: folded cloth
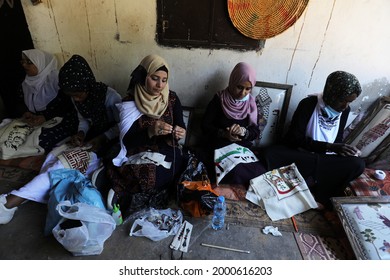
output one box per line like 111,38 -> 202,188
0,117 -> 62,160
125,151 -> 172,169
246,163 -> 318,221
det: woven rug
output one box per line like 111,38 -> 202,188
214,183 -> 336,236
224,199 -> 335,236
294,232 -> 355,260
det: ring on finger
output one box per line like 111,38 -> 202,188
158,129 -> 163,135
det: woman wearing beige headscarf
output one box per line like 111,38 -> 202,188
107,54 -> 187,215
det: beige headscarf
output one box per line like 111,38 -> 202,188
134,54 -> 169,119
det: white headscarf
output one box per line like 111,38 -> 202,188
21,49 -> 59,112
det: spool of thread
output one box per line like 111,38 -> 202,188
374,170 -> 386,180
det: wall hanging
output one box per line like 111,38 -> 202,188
227,0 -> 309,39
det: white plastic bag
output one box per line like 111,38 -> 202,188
129,208 -> 183,241
52,201 -> 116,256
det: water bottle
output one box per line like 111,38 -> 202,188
211,196 -> 226,230
112,204 -> 123,226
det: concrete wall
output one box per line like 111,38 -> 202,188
21,0 -> 390,124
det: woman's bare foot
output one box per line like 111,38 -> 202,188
4,194 -> 26,208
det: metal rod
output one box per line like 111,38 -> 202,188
201,243 -> 250,254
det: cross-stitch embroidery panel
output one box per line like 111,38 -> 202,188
251,81 -> 292,147
345,97 -> 390,158
332,196 -> 390,260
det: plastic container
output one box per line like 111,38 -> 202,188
211,196 -> 226,230
112,204 -> 123,225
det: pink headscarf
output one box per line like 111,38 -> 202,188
218,62 -> 258,125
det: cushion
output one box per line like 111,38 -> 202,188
348,168 -> 390,196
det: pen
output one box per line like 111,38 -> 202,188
291,216 -> 299,232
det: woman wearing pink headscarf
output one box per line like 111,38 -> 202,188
201,62 -> 265,185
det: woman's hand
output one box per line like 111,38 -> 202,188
173,125 -> 186,141
148,120 -> 173,137
223,124 -> 246,142
328,143 -> 361,157
71,131 -> 86,147
22,112 -> 45,126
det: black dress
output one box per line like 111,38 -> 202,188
107,91 -> 187,214
262,96 -> 365,208
201,94 -> 266,185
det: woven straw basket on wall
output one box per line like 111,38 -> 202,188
228,0 -> 309,39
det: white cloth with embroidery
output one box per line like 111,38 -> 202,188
246,163 -> 318,221
125,151 -> 172,169
214,143 -> 259,184
0,117 -> 62,160
10,145 -> 101,204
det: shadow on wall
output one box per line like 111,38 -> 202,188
351,77 -> 390,113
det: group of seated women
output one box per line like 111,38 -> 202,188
0,48 -> 365,226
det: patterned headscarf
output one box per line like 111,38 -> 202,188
323,71 -> 362,103
59,55 -> 109,134
218,62 -> 258,125
22,49 -> 59,112
132,54 -> 170,119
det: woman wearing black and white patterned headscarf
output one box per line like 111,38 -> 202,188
59,54 -> 122,154
262,71 -> 365,210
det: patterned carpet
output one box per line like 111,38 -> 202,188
294,232 -> 355,260
224,199 -> 336,236
215,182 -> 336,236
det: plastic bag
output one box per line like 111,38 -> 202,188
45,169 -> 106,236
52,201 -> 116,256
177,151 -> 218,217
129,208 -> 183,241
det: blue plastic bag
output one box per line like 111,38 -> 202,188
44,169 -> 106,236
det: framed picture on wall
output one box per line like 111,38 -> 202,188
345,96 -> 390,158
251,81 -> 293,147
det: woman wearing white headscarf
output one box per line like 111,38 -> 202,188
107,54 -> 187,215
17,49 -> 78,152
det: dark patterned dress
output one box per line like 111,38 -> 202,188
37,91 -> 78,151
107,91 -> 187,214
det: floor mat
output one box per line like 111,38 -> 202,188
294,232 -> 356,260
0,165 -> 37,183
0,165 -> 37,193
224,199 -> 336,236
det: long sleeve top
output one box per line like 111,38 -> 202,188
122,91 -> 185,150
202,94 -> 260,149
76,87 -> 121,141
282,95 -> 350,153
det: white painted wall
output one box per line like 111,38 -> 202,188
21,0 -> 390,125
